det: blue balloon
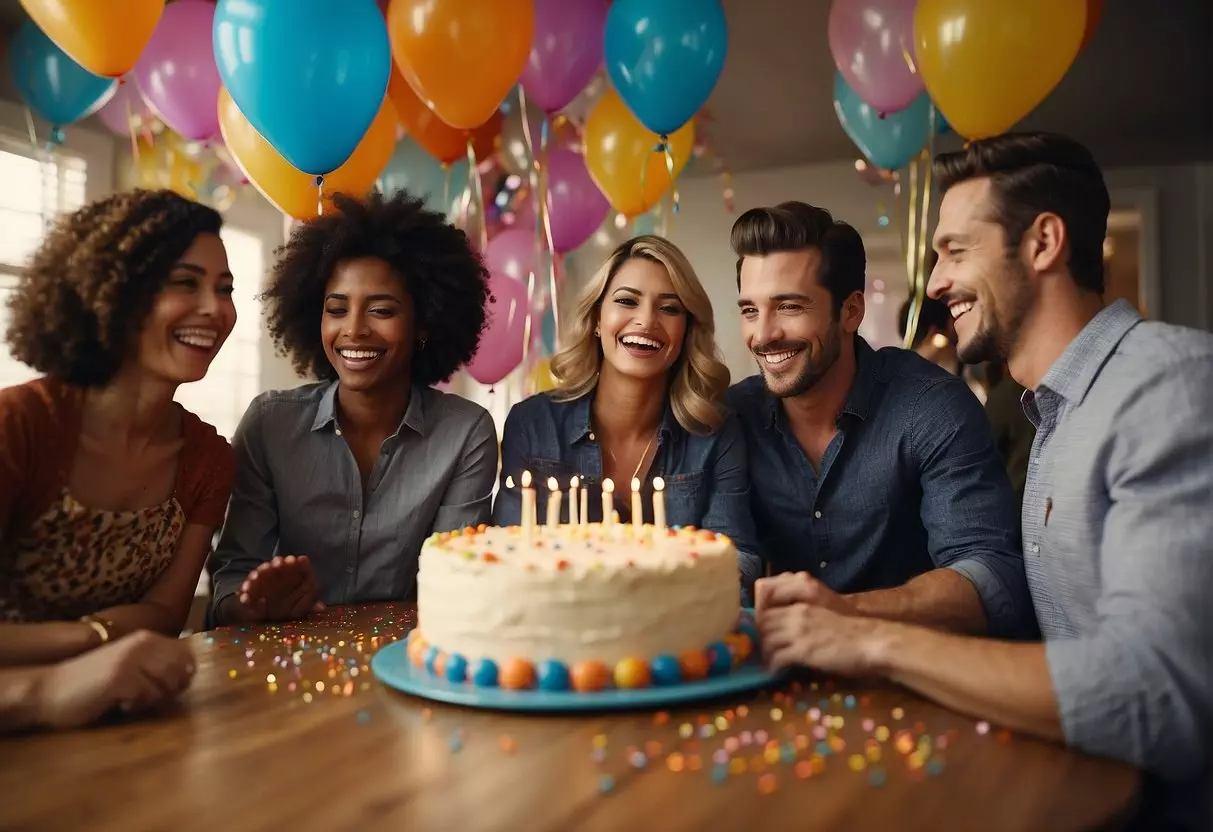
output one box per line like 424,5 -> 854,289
934,109 -> 952,136
378,138 -> 469,218
539,305 -> 557,355
8,21 -> 116,127
604,0 -> 728,136
214,0 -> 391,176
833,72 -> 931,171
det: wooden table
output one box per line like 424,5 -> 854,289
0,604 -> 1138,831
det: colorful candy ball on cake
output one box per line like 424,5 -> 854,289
500,658 -> 537,690
423,646 -> 441,674
614,657 -> 652,689
737,620 -> 760,652
470,658 -> 499,687
679,649 -> 710,681
537,659 -> 571,692
725,633 -> 751,665
407,632 -> 427,667
444,654 -> 468,684
571,660 -> 610,692
649,654 -> 682,686
705,641 -> 733,676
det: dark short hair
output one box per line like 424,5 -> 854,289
933,132 -> 1110,293
898,296 -> 952,346
264,190 -> 491,387
730,201 -> 866,313
5,189 -> 222,386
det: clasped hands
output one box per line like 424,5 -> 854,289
755,572 -> 883,676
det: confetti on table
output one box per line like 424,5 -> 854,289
597,775 -> 615,794
499,735 -> 516,754
757,773 -> 778,794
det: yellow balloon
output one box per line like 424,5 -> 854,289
526,358 -> 557,395
914,0 -> 1085,139
218,86 -> 396,220
18,0 -> 164,78
583,88 -> 694,218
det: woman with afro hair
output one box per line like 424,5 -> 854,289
0,189 -> 235,700
209,190 -> 497,624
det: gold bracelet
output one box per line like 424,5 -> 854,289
80,615 -> 112,645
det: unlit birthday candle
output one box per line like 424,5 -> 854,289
601,478 -> 614,532
520,470 -> 536,537
546,477 -> 562,529
568,476 -> 579,526
631,477 -> 643,536
652,475 -> 666,531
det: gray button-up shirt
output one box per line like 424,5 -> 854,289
210,381 -> 498,609
1022,300 -> 1212,826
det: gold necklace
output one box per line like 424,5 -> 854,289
607,432 -> 657,484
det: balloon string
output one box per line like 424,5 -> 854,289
315,175 -> 325,217
538,120 -> 560,347
126,99 -> 141,170
516,86 -> 540,380
465,138 -> 487,254
662,138 -> 680,216
901,158 -> 921,350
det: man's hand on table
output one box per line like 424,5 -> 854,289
755,572 -> 890,675
227,555 -> 325,623
31,631 -> 196,729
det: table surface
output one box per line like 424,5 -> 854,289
0,604 -> 1139,831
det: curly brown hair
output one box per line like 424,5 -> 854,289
263,190 -> 491,387
5,189 -> 223,386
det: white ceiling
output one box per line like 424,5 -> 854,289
1,0 -> 1209,172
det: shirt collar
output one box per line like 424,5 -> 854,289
1037,299 -> 1142,406
310,379 -> 429,437
569,386 -> 680,443
764,337 -> 880,428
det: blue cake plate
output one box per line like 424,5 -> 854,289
371,610 -> 785,713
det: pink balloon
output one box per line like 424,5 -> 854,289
466,257 -> 531,385
133,0 -> 222,140
519,0 -> 609,114
483,227 -> 538,284
546,147 -> 610,253
94,79 -> 156,136
827,0 -> 923,114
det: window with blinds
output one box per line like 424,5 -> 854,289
0,138 -> 89,389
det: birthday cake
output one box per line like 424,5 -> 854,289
410,520 -> 754,692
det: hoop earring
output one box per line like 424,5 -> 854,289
594,327 -> 600,337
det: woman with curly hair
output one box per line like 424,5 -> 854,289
209,190 -> 497,624
491,235 -> 764,603
0,188 -> 236,668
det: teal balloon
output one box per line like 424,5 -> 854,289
934,109 -> 952,136
9,21 -> 116,126
539,305 -> 557,354
214,0 -> 390,175
378,138 -> 469,217
833,72 -> 930,171
632,207 -> 663,236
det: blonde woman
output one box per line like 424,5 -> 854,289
492,235 -> 764,603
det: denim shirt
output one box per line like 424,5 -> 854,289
724,339 -> 1032,638
491,390 -> 765,601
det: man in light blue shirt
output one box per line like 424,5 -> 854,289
756,132 -> 1211,828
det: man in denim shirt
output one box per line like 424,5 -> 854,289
724,202 -> 1031,638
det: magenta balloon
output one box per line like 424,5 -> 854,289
827,0 -> 923,114
466,266 -> 530,385
546,147 -> 610,253
483,227 -> 538,284
519,0 -> 609,114
133,0 -> 222,140
94,79 -> 156,135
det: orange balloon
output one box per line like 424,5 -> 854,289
388,70 -> 501,165
387,0 -> 534,130
583,88 -> 695,218
18,0 -> 164,78
218,86 -> 396,220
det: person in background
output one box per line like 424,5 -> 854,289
492,235 -> 764,603
726,201 -> 1030,639
0,189 -> 235,669
210,191 -> 497,625
897,294 -> 960,375
981,361 -> 1034,513
759,132 -> 1212,829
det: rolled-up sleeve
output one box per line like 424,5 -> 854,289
1045,362 -> 1213,781
913,377 -> 1034,638
700,414 -> 765,606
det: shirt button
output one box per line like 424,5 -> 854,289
346,565 -> 355,574
335,428 -> 343,437
1030,543 -> 1039,553
353,509 -> 362,520
814,510 -> 822,519
819,560 -> 828,568
588,432 -> 596,441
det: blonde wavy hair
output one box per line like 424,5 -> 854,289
549,235 -> 731,435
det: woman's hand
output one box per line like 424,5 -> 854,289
229,555 -> 325,623
29,630 -> 196,730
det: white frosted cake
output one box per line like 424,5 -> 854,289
409,522 -> 755,692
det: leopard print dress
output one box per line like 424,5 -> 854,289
0,489 -> 185,622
